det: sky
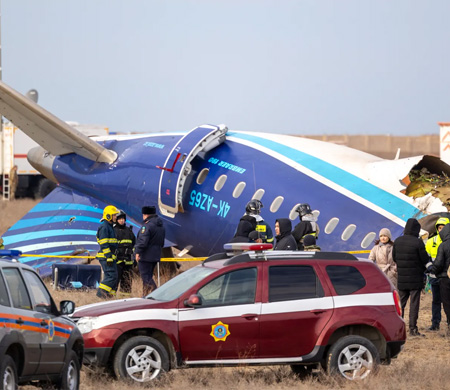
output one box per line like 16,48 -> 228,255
2,0 -> 450,136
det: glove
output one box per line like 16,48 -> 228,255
425,262 -> 433,273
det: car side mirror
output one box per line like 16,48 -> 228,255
60,300 -> 75,315
184,294 -> 202,308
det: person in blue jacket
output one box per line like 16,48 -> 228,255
96,205 -> 119,298
135,205 -> 165,296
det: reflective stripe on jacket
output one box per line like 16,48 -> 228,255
96,220 -> 118,262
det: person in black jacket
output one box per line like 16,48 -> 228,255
274,219 -> 297,250
246,199 -> 274,244
135,206 -> 165,296
292,203 -> 319,250
231,214 -> 257,243
393,218 -> 430,336
429,223 -> 450,331
114,211 -> 136,295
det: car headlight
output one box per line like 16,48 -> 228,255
77,316 -> 99,334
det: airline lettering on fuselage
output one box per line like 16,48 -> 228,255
143,141 -> 165,149
208,157 -> 246,174
189,190 -> 230,218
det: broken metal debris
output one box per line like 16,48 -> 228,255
406,168 -> 450,211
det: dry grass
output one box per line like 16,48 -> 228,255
0,198 -> 38,235
3,199 -> 449,389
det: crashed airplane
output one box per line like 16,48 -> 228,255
0,81 -> 448,276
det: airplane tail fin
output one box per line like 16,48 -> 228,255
0,81 -> 116,163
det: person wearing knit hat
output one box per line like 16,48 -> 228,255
379,228 -> 392,240
369,228 -> 397,287
135,205 -> 165,296
303,234 -> 321,252
114,211 -> 136,295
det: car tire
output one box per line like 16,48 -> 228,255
55,350 -> 80,390
326,335 -> 379,380
0,355 -> 18,390
290,364 -> 314,379
113,336 -> 169,383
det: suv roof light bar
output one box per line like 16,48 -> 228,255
223,243 -> 273,252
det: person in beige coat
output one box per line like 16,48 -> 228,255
369,228 -> 397,287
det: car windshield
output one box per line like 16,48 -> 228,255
147,265 -> 216,301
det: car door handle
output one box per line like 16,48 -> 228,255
241,313 -> 258,320
40,320 -> 48,326
16,318 -> 24,325
310,309 -> 326,314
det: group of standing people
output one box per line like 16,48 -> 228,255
232,200 -> 320,251
96,205 -> 165,299
369,217 -> 450,336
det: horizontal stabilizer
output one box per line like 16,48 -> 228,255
0,81 -> 117,163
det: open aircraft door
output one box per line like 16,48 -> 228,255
158,124 -> 228,218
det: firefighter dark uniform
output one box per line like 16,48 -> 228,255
292,203 -> 319,250
114,212 -> 136,294
96,205 -> 119,298
255,220 -> 274,244
135,206 -> 165,296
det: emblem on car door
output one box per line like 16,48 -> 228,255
210,321 -> 230,342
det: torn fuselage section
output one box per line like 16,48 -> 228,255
404,155 -> 450,214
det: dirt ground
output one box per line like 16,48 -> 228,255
2,199 -> 449,389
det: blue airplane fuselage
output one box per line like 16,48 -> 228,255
50,131 -> 418,257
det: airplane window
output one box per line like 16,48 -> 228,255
233,182 -> 246,198
196,168 -> 209,185
341,224 -> 357,241
324,218 -> 339,234
252,189 -> 265,200
361,232 -> 377,248
214,175 -> 228,192
289,204 -> 301,220
270,196 -> 284,213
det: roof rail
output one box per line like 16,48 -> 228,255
224,253 -> 252,266
223,251 -> 358,266
202,252 -> 229,266
259,251 -> 358,261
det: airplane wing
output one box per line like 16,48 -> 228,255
0,81 -> 116,163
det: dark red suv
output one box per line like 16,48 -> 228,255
73,244 -> 406,383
